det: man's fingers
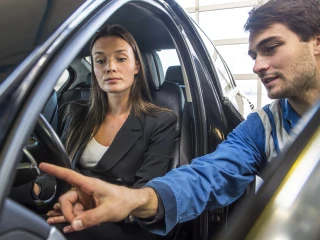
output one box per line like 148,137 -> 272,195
47,215 -> 67,224
39,163 -> 87,188
47,210 -> 62,217
63,225 -> 75,233
73,202 -> 85,216
59,191 -> 79,223
39,163 -> 104,196
53,203 -> 61,210
70,206 -> 111,231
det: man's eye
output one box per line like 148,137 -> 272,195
118,58 -> 127,62
266,44 -> 278,53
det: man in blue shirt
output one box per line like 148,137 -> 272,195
40,0 -> 320,235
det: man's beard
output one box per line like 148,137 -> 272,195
263,68 -> 316,100
261,45 -> 318,100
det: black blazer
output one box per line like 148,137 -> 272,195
63,101 -> 178,188
10,102 -> 177,210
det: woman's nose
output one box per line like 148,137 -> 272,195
106,60 -> 116,72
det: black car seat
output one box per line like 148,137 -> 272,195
59,72 -> 91,104
57,73 -> 91,135
42,91 -> 59,132
164,66 -> 194,166
56,50 -> 184,170
141,50 -> 185,170
42,71 -> 90,134
165,66 -> 186,98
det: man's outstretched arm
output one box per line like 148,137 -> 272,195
39,163 -> 159,232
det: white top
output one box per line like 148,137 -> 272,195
79,137 -> 109,168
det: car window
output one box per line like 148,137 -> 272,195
54,69 -> 69,91
85,56 -> 91,64
157,49 -> 180,74
192,21 -> 235,95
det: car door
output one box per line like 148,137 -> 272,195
0,0 -> 130,238
162,2 -> 258,239
160,2 -> 246,239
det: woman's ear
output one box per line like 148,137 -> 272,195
134,60 -> 140,75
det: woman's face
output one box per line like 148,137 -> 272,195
92,36 -> 140,95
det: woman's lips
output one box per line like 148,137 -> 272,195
105,77 -> 121,82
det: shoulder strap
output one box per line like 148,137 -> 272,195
263,101 -> 281,155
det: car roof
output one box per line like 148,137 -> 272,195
0,0 -> 86,82
77,3 -> 175,58
0,0 -> 175,83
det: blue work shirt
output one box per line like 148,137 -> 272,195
143,99 -> 301,235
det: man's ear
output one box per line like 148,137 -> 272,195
314,35 -> 320,55
135,60 -> 140,75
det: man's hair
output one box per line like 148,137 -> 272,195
245,0 -> 320,41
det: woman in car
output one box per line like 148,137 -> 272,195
39,24 -> 177,239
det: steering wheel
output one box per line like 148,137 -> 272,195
18,113 -> 71,210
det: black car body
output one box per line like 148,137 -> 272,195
0,0 -> 254,239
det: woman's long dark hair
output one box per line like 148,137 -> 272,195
64,24 -> 166,160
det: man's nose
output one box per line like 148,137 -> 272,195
253,56 -> 270,74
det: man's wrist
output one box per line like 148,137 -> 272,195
130,187 -> 159,219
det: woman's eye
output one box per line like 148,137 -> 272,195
96,59 -> 105,64
118,58 -> 127,62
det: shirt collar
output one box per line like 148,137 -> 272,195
283,98 -> 301,127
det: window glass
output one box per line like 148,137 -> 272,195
216,44 -> 254,74
157,49 -> 180,75
85,56 -> 91,64
200,0 -> 247,5
54,69 -> 69,91
214,56 -> 234,94
189,12 -> 196,22
235,80 -> 257,109
199,7 -> 251,40
193,23 -> 234,95
176,0 -> 195,8
236,80 -> 273,109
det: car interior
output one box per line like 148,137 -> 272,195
12,2 -> 197,239
3,1 -> 320,240
46,30 -> 191,169
4,1 -> 249,239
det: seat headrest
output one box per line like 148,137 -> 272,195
140,50 -> 164,91
74,72 -> 92,88
165,66 -> 184,86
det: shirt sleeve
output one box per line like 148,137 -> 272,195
140,112 -> 267,235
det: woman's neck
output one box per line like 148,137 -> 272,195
107,93 -> 131,116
